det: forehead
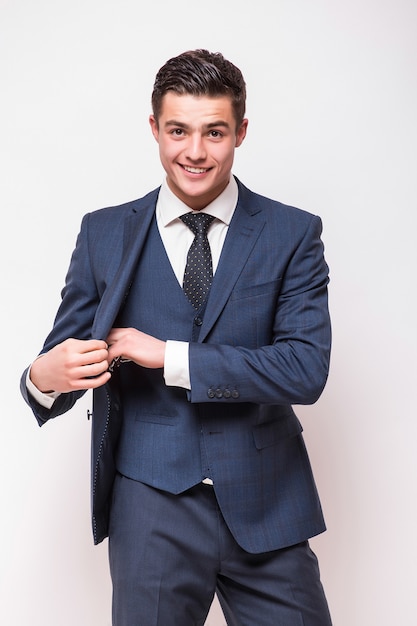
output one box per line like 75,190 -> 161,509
159,92 -> 235,123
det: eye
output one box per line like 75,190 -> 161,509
208,130 -> 223,138
170,128 -> 185,137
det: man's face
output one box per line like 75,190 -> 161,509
149,93 -> 247,211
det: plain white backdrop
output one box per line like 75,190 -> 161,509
1,1 -> 416,624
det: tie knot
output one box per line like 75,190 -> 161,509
180,212 -> 215,236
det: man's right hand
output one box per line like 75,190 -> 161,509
30,338 -> 111,394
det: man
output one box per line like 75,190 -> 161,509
21,49 -> 332,625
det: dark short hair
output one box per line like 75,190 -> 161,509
151,49 -> 246,128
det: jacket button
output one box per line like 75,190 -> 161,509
215,388 -> 223,398
223,389 -> 231,398
194,317 -> 203,326
207,388 -> 215,398
231,390 -> 240,399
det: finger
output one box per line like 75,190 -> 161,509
76,370 -> 112,390
79,339 -> 108,352
106,328 -> 124,344
77,347 -> 109,367
79,360 -> 110,378
65,338 -> 107,352
107,327 -> 137,343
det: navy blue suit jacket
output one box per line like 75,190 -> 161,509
21,178 -> 331,552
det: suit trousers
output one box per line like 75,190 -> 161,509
108,473 -> 332,626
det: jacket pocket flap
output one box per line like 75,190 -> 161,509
252,414 -> 303,449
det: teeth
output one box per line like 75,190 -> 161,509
183,166 -> 208,174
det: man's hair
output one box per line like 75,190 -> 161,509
151,49 -> 246,128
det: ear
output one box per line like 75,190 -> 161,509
235,118 -> 248,148
149,115 -> 159,142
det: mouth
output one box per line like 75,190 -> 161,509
181,165 -> 211,174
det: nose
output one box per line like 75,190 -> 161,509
185,133 -> 207,161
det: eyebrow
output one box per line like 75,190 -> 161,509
164,119 -> 231,130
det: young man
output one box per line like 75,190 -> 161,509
21,49 -> 332,625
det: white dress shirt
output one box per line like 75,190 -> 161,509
27,176 -> 238,406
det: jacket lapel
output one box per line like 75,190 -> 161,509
198,185 -> 266,342
91,181 -> 265,343
92,192 -> 158,340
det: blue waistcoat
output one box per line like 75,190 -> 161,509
115,217 -> 212,492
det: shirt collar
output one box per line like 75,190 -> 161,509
157,175 -> 238,228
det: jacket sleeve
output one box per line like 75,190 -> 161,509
188,214 -> 331,406
20,213 -> 101,426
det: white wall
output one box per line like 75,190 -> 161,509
1,1 -> 416,624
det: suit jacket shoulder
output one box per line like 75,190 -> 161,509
235,177 -> 321,226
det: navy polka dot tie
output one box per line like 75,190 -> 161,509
180,213 -> 215,309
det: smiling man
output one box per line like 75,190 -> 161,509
21,50 -> 332,625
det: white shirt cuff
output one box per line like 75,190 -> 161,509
164,340 -> 191,390
26,364 -> 60,409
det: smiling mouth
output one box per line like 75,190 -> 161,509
182,165 -> 211,174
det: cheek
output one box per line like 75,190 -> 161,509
159,140 -> 178,163
217,146 -> 235,168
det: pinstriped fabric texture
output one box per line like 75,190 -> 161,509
180,213 -> 215,309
